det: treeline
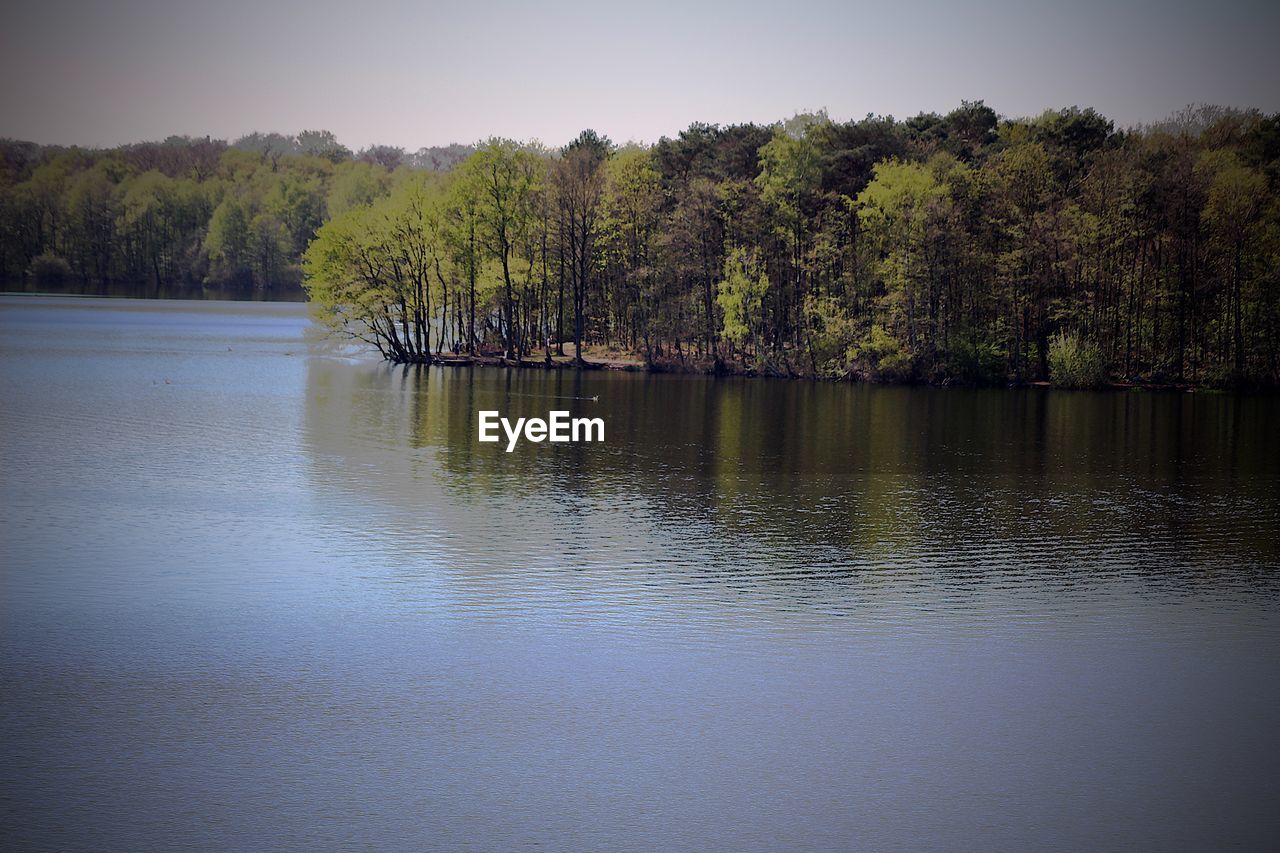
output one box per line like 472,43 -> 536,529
0,131 -> 473,297
305,104 -> 1280,388
5,103 -> 1280,386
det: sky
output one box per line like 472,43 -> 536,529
1,0 -> 1277,151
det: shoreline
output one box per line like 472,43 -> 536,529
4,292 -> 1262,392
399,351 -> 1251,393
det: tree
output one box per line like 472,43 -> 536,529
716,247 -> 769,368
460,139 -> 541,359
3,104 -> 1278,387
757,117 -> 826,356
600,147 -> 665,364
855,159 -> 948,376
297,130 -> 351,163
359,145 -> 406,170
1200,152 -> 1269,381
303,178 -> 446,362
551,131 -> 610,364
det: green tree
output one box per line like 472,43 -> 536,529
716,247 -> 769,368
460,139 -> 541,359
855,159 -> 948,376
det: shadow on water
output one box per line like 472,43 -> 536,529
302,359 -> 1280,619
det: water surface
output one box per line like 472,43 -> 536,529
2,296 -> 1278,849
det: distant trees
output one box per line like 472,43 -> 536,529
296,130 -> 351,163
359,145 -> 406,170
4,104 -> 1280,386
0,132 -> 413,296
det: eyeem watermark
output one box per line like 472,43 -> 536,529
478,410 -> 604,452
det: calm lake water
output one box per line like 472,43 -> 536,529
2,295 -> 1279,850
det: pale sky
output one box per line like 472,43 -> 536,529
1,0 -> 1277,150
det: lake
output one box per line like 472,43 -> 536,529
2,295 -> 1278,849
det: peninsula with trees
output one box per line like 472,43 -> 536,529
3,103 -> 1278,388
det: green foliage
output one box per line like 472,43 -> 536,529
757,123 -> 823,222
327,162 -> 392,217
943,335 -> 1006,384
297,130 -> 351,163
27,251 -> 73,285
1048,331 -> 1108,388
854,159 -> 948,378
458,139 -> 543,357
599,148 -> 665,356
803,293 -> 857,377
205,195 -> 253,284
715,248 -> 769,352
1030,107 -> 1114,180
3,105 -> 1280,386
304,175 -> 448,362
851,324 -> 915,381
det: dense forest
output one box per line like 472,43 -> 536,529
0,131 -> 472,299
3,103 -> 1279,387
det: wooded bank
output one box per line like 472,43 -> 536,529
5,103 -> 1279,388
